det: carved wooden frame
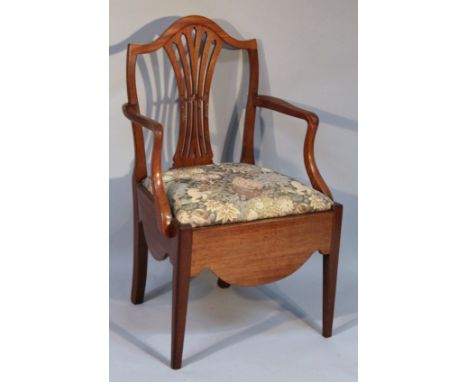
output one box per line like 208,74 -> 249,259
122,15 -> 343,369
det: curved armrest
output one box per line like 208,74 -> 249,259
254,95 -> 319,124
254,95 -> 333,200
123,103 -> 172,236
123,103 -> 163,132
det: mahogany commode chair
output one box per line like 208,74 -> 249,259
122,15 -> 343,369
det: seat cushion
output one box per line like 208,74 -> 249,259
142,163 -> 333,228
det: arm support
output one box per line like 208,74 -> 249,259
123,103 -> 173,236
254,95 -> 333,199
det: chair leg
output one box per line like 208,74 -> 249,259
217,278 -> 230,288
322,252 -> 339,337
131,220 -> 148,305
322,203 -> 343,338
171,227 -> 192,370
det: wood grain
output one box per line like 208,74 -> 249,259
191,211 -> 334,285
136,184 -> 176,260
123,104 -> 173,236
164,26 -> 223,167
171,225 -> 192,369
240,46 -> 259,164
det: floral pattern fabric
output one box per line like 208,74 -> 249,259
142,163 -> 333,228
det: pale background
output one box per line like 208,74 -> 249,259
109,0 -> 357,381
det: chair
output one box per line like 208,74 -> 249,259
122,15 -> 343,369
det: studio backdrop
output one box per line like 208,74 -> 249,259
110,1 -> 357,380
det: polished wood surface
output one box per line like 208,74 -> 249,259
240,47 -> 259,165
190,211 -> 334,285
130,220 -> 148,305
122,15 -> 343,369
171,225 -> 192,370
323,203 -> 343,337
163,25 -> 221,167
123,104 -> 173,236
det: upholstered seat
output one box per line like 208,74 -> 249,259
142,163 -> 333,228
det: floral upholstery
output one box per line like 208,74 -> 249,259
142,163 -> 333,228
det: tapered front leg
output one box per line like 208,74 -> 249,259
322,252 -> 339,337
171,226 -> 192,370
322,203 -> 343,338
131,220 -> 148,305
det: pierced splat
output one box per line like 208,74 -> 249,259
125,15 -> 259,177
164,26 -> 222,167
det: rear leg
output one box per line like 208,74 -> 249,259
131,220 -> 148,304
